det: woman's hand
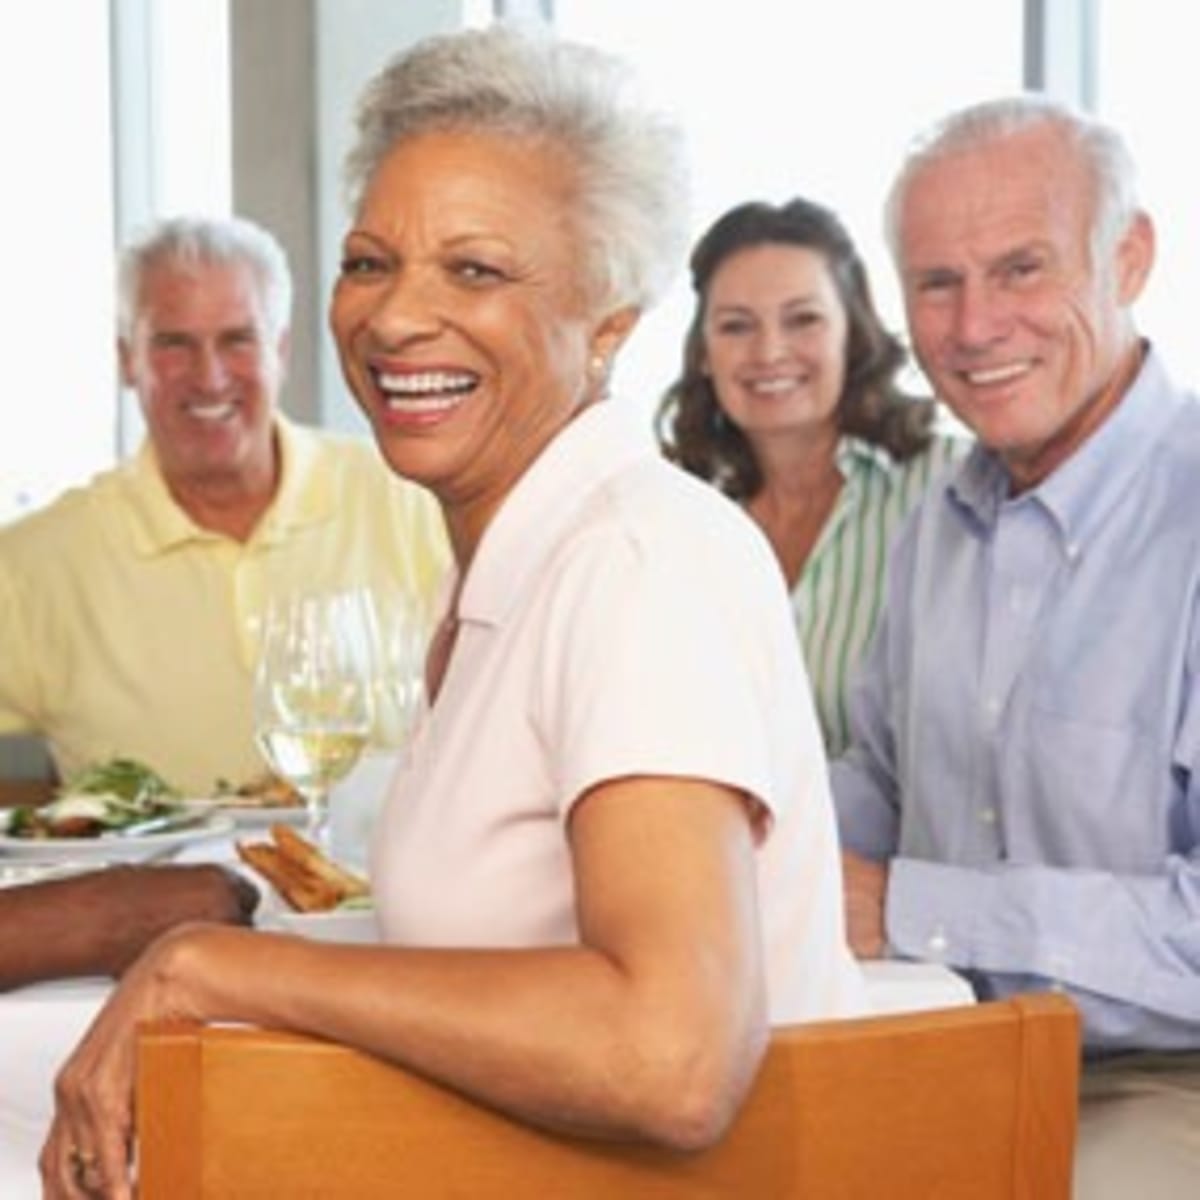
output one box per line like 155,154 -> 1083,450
38,925 -> 215,1198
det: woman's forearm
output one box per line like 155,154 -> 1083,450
149,781 -> 768,1149
170,926 -> 765,1150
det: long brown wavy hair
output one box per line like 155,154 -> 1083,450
656,197 -> 935,499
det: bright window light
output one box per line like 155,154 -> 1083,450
152,0 -> 232,216
0,1 -> 233,521
0,2 -> 115,520
1097,0 -> 1200,386
554,0 -> 1022,413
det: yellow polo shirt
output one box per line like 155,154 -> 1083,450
0,418 -> 450,794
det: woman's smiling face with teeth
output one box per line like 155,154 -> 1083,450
330,128 -> 618,534
700,243 -> 848,446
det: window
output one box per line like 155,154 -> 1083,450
0,0 -> 230,521
112,0 -> 232,454
8,3 -> 1185,521
0,3 -> 114,521
1096,0 -> 1200,385
553,0 -> 1022,410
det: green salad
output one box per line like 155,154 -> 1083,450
4,757 -> 183,839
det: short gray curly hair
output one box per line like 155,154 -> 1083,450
884,94 -> 1140,275
117,214 -> 293,342
343,22 -> 690,314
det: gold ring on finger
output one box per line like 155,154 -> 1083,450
68,1145 -> 101,1181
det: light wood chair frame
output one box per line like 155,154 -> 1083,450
137,992 -> 1079,1198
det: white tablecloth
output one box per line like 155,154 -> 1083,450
1,979 -> 108,1196
0,955 -> 972,1197
859,959 -> 975,1014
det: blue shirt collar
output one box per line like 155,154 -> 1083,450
946,345 -> 1185,548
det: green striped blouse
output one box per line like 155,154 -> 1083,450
793,433 -> 970,756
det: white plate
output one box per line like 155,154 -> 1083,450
262,902 -> 379,945
0,813 -> 236,863
189,798 -> 308,829
0,861 -> 97,888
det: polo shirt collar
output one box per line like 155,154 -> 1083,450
123,415 -> 336,555
459,400 -> 652,626
122,442 -> 205,553
255,417 -> 339,545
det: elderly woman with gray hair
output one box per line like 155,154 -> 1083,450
41,24 -> 863,1196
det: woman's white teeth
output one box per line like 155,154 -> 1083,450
748,377 -> 802,395
965,361 -> 1031,385
377,370 -> 476,395
385,394 -> 460,413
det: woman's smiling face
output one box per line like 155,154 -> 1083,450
701,242 -> 849,446
330,128 -> 621,541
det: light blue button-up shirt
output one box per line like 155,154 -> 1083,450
831,348 -> 1200,1051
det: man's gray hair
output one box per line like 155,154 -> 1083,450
343,22 -> 690,313
883,94 -> 1140,272
117,214 -> 293,341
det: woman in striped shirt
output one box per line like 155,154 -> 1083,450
658,198 -> 967,755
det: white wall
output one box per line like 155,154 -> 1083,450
314,0 -> 468,433
230,0 -> 468,429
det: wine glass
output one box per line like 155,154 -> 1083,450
363,585 -> 434,755
253,588 -> 375,842
323,586 -> 433,866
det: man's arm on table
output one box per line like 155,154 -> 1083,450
0,866 -> 259,991
831,605 -> 1200,1049
881,844 -> 1200,1046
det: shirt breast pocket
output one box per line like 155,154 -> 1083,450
1014,705 -> 1165,872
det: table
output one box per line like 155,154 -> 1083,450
860,959 -> 976,1015
0,956 -> 973,1198
1,979 -> 104,1196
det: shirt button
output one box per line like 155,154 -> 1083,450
927,929 -> 949,957
979,807 -> 997,825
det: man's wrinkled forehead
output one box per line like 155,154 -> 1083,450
899,128 -> 1094,263
135,261 -> 272,335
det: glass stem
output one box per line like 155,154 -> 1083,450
303,788 -> 330,847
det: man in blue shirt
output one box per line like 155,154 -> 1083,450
832,95 -> 1199,1197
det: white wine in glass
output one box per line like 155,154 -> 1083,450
253,589 -> 375,841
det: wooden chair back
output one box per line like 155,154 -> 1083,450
137,992 -> 1079,1199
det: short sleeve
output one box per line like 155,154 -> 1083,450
533,524 -> 793,824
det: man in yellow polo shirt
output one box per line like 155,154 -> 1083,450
0,215 -> 449,795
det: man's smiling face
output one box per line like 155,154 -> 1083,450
898,121 -> 1151,491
